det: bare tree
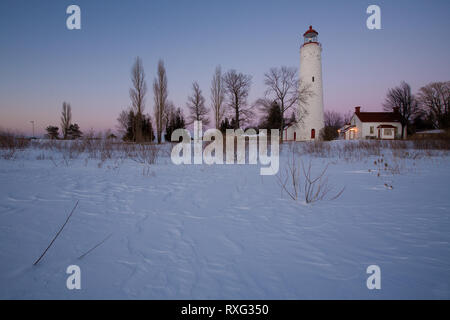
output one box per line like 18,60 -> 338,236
153,60 -> 168,144
264,67 -> 296,139
417,81 -> 450,129
223,69 -> 252,129
60,102 -> 72,140
321,110 -> 344,141
324,110 -> 344,128
263,66 -> 312,141
116,109 -> 129,138
254,97 -> 273,115
383,81 -> 419,139
164,101 -> 176,132
211,66 -> 225,129
187,82 -> 209,124
342,110 -> 353,125
129,57 -> 147,142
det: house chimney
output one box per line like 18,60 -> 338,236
355,106 -> 361,114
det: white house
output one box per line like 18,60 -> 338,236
283,123 -> 300,141
339,106 -> 405,140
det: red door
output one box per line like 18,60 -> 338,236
311,129 -> 315,139
294,132 -> 296,141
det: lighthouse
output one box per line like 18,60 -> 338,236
298,25 -> 324,140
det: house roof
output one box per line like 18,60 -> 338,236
339,124 -> 355,133
355,112 -> 402,123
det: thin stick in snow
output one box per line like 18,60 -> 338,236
33,200 -> 79,266
77,233 -> 112,260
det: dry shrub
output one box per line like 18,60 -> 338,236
99,139 -> 114,161
0,131 -> 30,159
129,143 -> 160,165
276,151 -> 301,201
298,139 -> 449,161
302,161 -> 345,203
411,139 -> 450,150
299,140 -> 382,161
301,141 -> 332,157
277,151 -> 345,204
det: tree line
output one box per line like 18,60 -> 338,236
116,57 -> 313,143
45,56 -> 448,142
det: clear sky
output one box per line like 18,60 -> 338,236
0,0 -> 449,136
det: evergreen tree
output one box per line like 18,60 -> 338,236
45,126 -> 59,140
67,123 -> 83,139
165,108 -> 186,142
265,101 -> 283,129
219,117 -> 234,133
141,114 -> 155,142
123,111 -> 155,142
124,110 -> 136,141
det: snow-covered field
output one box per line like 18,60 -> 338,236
0,141 -> 449,299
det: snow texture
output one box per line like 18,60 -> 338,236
0,143 -> 449,299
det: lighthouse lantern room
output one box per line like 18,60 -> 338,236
303,25 -> 318,44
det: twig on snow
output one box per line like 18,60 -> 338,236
77,233 -> 112,260
33,200 -> 79,266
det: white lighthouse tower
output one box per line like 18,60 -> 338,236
298,25 -> 324,140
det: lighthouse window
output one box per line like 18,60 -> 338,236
312,76 -> 315,82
